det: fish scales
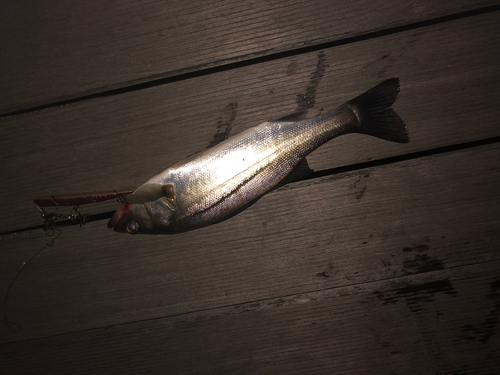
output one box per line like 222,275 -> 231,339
109,78 -> 409,234
171,111 -> 351,224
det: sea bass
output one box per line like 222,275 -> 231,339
109,78 -> 409,234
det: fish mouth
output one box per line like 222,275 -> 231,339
108,202 -> 130,229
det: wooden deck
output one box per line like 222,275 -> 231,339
1,2 -> 499,374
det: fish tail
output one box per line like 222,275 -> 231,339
348,78 -> 409,143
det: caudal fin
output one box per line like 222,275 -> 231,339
349,78 -> 409,143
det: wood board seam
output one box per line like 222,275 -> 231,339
1,4 -> 499,118
2,135 -> 499,236
2,259 -> 498,345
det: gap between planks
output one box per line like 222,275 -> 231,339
1,11 -> 499,233
3,134 -> 499,236
1,142 -> 499,343
1,261 -> 498,375
0,259 -> 497,345
1,4 -> 499,118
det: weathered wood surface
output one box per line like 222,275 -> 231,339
1,12 -> 499,234
1,2 -> 499,374
1,143 -> 499,344
1,261 -> 499,374
0,0 -> 496,114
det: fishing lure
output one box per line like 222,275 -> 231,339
33,190 -> 133,232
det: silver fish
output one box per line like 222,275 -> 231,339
109,78 -> 408,234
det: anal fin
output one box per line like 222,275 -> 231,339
280,158 -> 314,186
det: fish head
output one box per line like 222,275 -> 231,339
108,183 -> 177,234
107,201 -> 154,234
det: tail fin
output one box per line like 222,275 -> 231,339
349,78 -> 409,143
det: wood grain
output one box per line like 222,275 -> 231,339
1,261 -> 498,374
1,3 -> 499,374
1,12 -> 499,233
2,143 -> 499,343
0,1 -> 496,114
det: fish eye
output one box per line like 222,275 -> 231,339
126,220 -> 139,234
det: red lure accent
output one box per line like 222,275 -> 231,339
107,202 -> 130,228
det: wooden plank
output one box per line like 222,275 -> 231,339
1,142 -> 499,343
0,1 -> 496,114
1,261 -> 498,374
1,12 -> 499,233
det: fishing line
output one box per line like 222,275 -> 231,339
2,229 -> 61,333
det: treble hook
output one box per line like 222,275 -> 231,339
69,206 -> 89,227
114,190 -> 128,203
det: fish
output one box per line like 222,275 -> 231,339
108,78 -> 409,234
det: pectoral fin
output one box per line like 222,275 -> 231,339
128,183 -> 176,209
162,184 -> 177,211
279,158 -> 314,186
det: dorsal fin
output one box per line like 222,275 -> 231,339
271,109 -> 306,122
